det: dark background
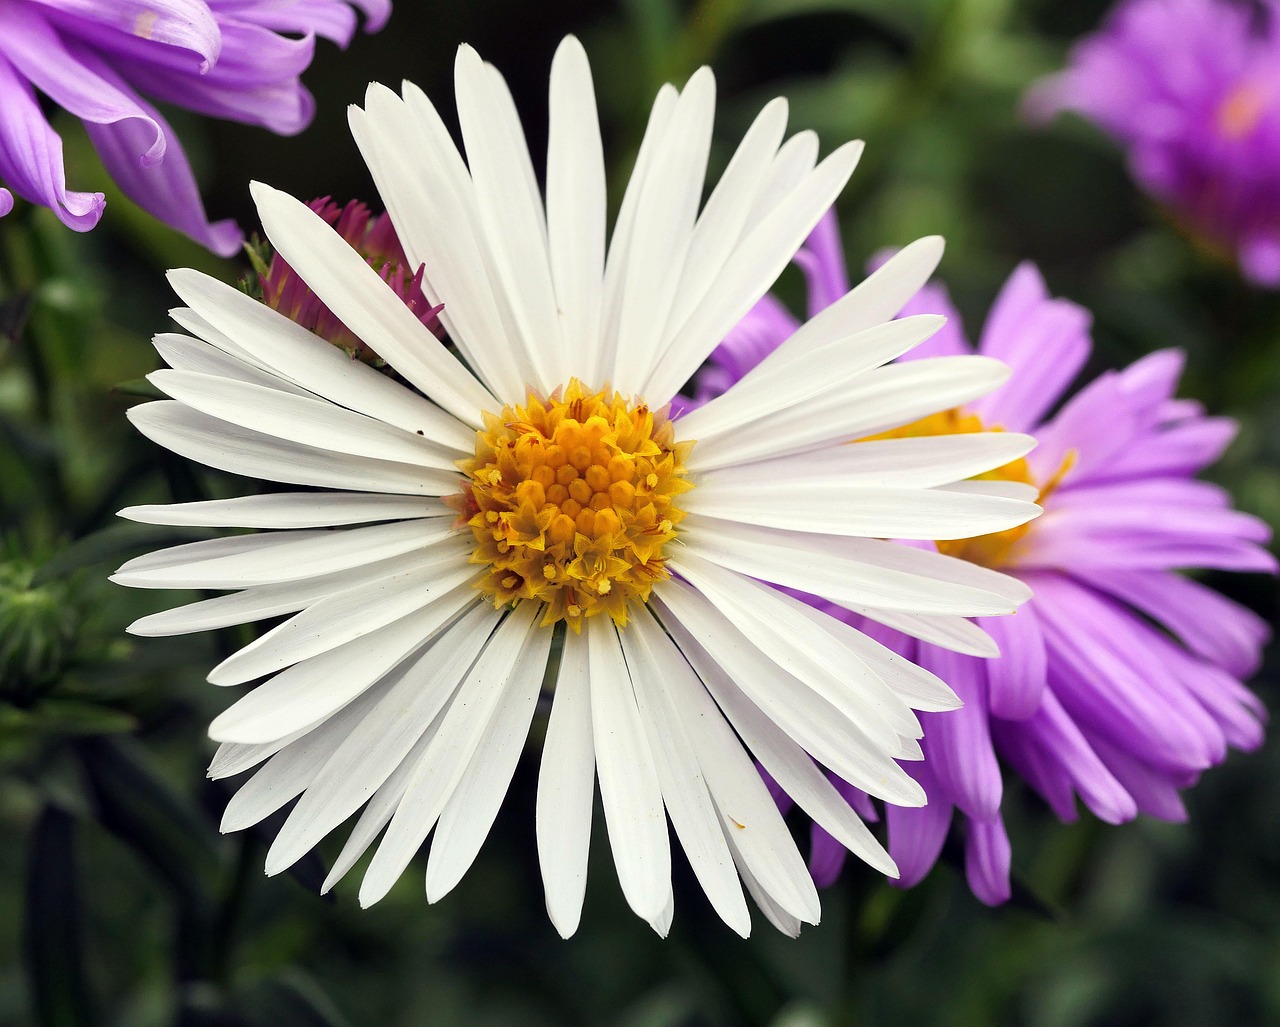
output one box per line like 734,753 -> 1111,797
2,1 -> 1279,1024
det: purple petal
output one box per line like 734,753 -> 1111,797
885,762 -> 952,888
978,604 -> 1047,722
1074,567 -> 1270,679
29,0 -> 221,70
964,818 -> 1012,906
1095,416 -> 1237,480
971,262 -> 1092,432
0,189 -> 12,217
0,52 -> 103,230
794,209 -> 850,318
915,646 -> 1003,822
1084,735 -> 1189,822
82,73 -> 241,256
213,0 -> 391,44
1028,572 -> 1226,774
0,3 -> 165,164
808,822 -> 850,888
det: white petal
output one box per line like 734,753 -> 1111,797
321,724 -> 440,894
677,315 -> 946,442
536,626 -> 595,939
152,334 -> 315,397
622,613 -> 751,937
684,481 -> 1038,541
546,36 -> 606,385
845,605 -> 999,657
219,681 -> 388,832
128,552 -> 438,637
207,552 -> 476,686
658,98 -> 789,357
680,516 -> 1027,615
249,182 -> 498,424
454,47 -> 561,394
426,611 -> 554,900
207,602 -> 462,745
654,581 -> 924,805
120,493 -> 448,530
587,615 -> 671,924
115,517 -> 457,590
669,552 -> 922,752
687,355 -> 1011,471
166,269 -> 472,451
644,140 -> 865,405
266,604 -> 500,875
598,83 -> 679,388
748,130 -> 819,224
358,604 -> 539,906
609,66 -> 716,392
127,402 -> 459,497
352,86 -> 526,401
690,432 -> 1035,492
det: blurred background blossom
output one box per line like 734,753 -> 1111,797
0,0 -> 389,253
1026,0 -> 1280,287
2,1 -> 1279,1025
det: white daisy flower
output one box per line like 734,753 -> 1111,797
114,36 -> 1040,938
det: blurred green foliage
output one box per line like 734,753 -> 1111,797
1,1 -> 1278,1025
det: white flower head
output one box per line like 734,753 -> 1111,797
115,36 -> 1039,938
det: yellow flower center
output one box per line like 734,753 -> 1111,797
453,379 -> 694,631
1217,80 -> 1270,141
865,408 -> 1072,568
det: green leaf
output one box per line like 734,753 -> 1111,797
23,806 -> 97,1027
109,378 -> 164,400
241,970 -> 356,1027
74,736 -> 224,905
0,700 -> 136,740
32,522 -> 208,586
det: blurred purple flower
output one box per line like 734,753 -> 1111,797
697,212 -> 1274,904
1025,0 -> 1280,286
0,0 -> 389,255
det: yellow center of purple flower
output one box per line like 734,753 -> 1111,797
865,409 -> 1072,568
1217,80 -> 1270,141
453,379 -> 695,632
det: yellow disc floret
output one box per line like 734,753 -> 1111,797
865,408 -> 1072,568
454,379 -> 695,631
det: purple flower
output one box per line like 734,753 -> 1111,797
697,212 -> 1274,904
0,0 -> 389,255
1025,0 -> 1280,286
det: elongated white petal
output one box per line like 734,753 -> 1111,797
265,604 -> 499,876
358,605 -> 538,906
166,269 -> 473,451
587,615 -> 671,924
128,552 -> 440,637
426,614 -> 553,900
149,370 -> 459,473
609,66 -> 716,392
114,518 -> 456,590
352,85 -> 525,401
681,516 -> 1027,615
623,613 -> 751,937
128,403 -> 459,497
645,140 -> 865,404
686,476 -> 1037,541
250,182 -> 497,424
845,605 -> 999,657
654,581 -> 924,805
152,334 -> 315,398
658,97 -> 789,352
686,355 -> 1010,471
691,432 -> 1035,492
536,627 -> 596,938
546,36 -> 605,384
120,493 -> 448,530
220,682 -> 388,832
207,603 -> 457,745
207,556 -> 476,686
678,315 -> 946,441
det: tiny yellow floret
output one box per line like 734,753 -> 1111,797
453,379 -> 694,631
